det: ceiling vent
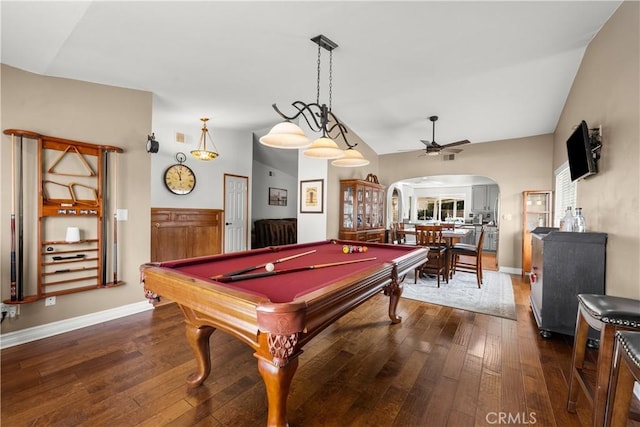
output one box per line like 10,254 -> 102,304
442,153 -> 456,161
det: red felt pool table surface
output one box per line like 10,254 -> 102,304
160,239 -> 415,303
140,239 -> 428,427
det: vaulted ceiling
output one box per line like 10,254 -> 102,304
1,1 -> 621,156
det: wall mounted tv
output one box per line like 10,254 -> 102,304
566,120 -> 598,182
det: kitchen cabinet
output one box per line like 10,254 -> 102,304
483,226 -> 498,252
529,229 -> 606,338
472,185 -> 499,211
522,190 -> 553,277
339,177 -> 385,242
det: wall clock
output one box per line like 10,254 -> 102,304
164,152 -> 196,195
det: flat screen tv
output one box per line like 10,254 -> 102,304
566,120 -> 597,182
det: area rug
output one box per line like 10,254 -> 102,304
401,270 -> 517,320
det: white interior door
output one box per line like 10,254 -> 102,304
224,174 -> 248,253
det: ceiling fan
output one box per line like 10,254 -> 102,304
419,115 -> 470,156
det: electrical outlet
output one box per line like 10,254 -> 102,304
45,296 -> 56,306
2,303 -> 18,318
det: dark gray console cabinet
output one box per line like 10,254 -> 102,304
529,229 -> 606,338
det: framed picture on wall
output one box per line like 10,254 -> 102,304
268,187 -> 287,206
300,179 -> 324,213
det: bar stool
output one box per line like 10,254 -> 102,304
605,331 -> 640,426
567,294 -> 640,427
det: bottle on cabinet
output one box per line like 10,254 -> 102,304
574,208 -> 586,232
560,206 -> 574,232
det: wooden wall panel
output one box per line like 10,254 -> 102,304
151,208 -> 223,262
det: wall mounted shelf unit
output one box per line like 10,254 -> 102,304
3,129 -> 123,304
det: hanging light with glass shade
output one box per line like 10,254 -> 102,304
190,117 -> 219,161
259,35 -> 369,167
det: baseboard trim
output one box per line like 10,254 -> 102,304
0,301 -> 154,349
499,266 -> 521,275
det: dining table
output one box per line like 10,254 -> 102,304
398,225 -> 473,279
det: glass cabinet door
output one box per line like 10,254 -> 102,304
371,190 -> 379,228
364,188 -> 372,228
357,187 -> 364,229
342,186 -> 354,230
376,190 -> 385,227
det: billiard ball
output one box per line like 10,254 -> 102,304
265,263 -> 275,272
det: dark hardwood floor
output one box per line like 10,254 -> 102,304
2,273 -> 637,426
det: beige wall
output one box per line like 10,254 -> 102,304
552,1 -> 639,299
0,65 -> 153,332
379,134 -> 554,271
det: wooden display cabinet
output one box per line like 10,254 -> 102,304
339,177 -> 385,242
4,129 -> 123,304
522,190 -> 553,277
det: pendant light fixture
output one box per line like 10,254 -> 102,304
190,117 -> 219,161
260,35 -> 369,167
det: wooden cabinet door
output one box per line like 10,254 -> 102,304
151,224 -> 189,262
189,224 -> 221,258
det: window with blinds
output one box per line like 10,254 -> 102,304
554,161 -> 577,226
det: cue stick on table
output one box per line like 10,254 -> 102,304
213,257 -> 377,282
211,249 -> 317,279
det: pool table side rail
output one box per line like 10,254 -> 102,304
290,246 -> 428,344
141,265 -> 267,349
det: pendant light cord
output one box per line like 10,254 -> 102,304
329,50 -> 333,112
316,43 -> 321,105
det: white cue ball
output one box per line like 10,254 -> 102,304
265,263 -> 275,272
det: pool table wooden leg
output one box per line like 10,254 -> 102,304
385,266 -> 403,324
184,319 -> 216,388
257,353 -> 299,427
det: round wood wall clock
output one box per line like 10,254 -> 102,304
164,152 -> 196,195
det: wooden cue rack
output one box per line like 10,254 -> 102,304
3,129 -> 124,304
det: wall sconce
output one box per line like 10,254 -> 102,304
146,133 -> 159,153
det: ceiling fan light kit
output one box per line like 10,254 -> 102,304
260,34 -> 369,167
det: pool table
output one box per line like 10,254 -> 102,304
140,239 -> 428,426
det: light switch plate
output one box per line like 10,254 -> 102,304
116,209 -> 128,221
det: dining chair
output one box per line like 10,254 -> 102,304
414,225 -> 448,287
449,227 -> 485,288
390,222 -> 406,244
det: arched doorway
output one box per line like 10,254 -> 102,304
387,174 -> 500,270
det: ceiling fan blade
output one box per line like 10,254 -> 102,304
420,139 -> 432,147
440,139 -> 470,148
